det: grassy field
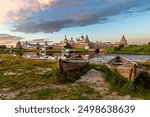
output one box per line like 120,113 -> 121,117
0,54 -> 150,99
105,45 -> 150,55
0,54 -> 101,100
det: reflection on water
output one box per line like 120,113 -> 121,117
89,54 -> 150,63
10,52 -> 150,63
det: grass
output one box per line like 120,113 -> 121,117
50,63 -> 91,84
1,54 -> 150,100
105,45 -> 150,55
23,84 -> 102,100
138,61 -> 150,71
0,54 -> 100,100
0,54 -> 57,90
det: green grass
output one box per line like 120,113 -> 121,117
0,54 -> 100,100
138,62 -> 150,70
24,84 -> 102,100
0,54 -> 57,90
105,45 -> 150,55
1,54 -> 150,100
50,63 -> 91,84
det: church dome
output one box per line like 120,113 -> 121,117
120,35 -> 127,45
81,35 -> 84,39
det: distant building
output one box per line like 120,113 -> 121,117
23,42 -> 39,49
53,35 -> 92,49
113,42 -> 120,47
16,41 -> 22,49
42,42 -> 49,50
96,41 -> 113,48
22,41 -> 50,50
120,35 -> 127,46
113,35 -> 128,47
36,42 -> 40,50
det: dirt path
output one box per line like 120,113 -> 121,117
0,69 -> 141,100
76,69 -> 140,100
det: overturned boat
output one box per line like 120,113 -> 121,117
106,56 -> 141,81
59,55 -> 88,72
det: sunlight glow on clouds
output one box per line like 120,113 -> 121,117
0,0 -> 150,44
11,0 -> 150,33
1,0 -> 150,34
38,0 -> 56,6
0,0 -> 56,24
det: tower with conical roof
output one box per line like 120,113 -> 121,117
16,41 -> 22,50
85,35 -> 90,43
64,34 -> 68,43
120,35 -> 127,46
80,35 -> 84,41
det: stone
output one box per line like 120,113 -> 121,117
4,72 -> 16,76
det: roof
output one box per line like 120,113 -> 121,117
120,35 -> 127,42
81,35 -> 84,38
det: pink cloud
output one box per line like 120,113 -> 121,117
38,0 -> 57,6
0,0 -> 57,24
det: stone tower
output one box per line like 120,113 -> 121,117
16,41 -> 22,49
120,35 -> 127,46
64,35 -> 68,43
85,35 -> 90,44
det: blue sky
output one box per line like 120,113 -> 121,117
0,0 -> 150,44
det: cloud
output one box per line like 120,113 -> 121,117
0,34 -> 23,45
1,0 -> 150,33
0,34 -> 23,40
13,16 -> 109,33
137,7 -> 150,12
32,38 -> 52,42
38,0 -> 56,6
107,0 -> 128,3
0,0 -> 57,24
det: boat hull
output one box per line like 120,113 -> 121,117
59,59 -> 87,72
106,56 -> 138,81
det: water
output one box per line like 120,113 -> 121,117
89,54 -> 150,64
10,52 -> 150,63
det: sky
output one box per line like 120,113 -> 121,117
0,0 -> 150,45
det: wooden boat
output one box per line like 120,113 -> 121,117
59,55 -> 88,72
106,56 -> 140,81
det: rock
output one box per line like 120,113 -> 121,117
4,72 -> 16,76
